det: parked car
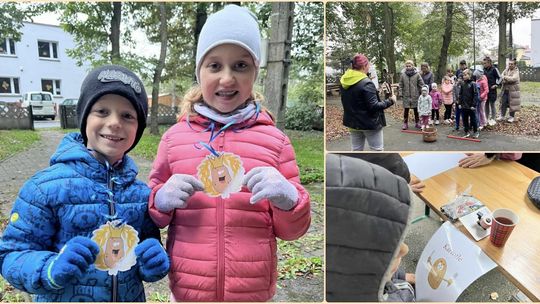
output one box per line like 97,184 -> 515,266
61,98 -> 78,106
21,91 -> 56,120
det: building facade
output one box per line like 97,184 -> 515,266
0,22 -> 89,103
532,19 -> 540,68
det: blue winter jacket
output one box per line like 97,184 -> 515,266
0,133 -> 162,302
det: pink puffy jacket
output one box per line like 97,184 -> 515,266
148,111 -> 311,302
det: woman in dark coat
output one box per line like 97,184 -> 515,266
340,53 -> 395,151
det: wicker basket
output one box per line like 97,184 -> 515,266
422,126 -> 437,142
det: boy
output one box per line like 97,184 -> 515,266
458,69 -> 479,138
0,65 -> 169,302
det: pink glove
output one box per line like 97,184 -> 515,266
243,167 -> 299,211
154,174 -> 204,212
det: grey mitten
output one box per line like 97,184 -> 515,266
154,174 -> 204,212
242,167 -> 299,211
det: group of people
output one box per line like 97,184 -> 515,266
0,5 -> 311,302
400,57 -> 521,139
340,53 -> 522,150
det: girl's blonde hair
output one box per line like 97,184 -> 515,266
179,85 -> 270,119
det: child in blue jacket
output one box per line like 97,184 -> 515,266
0,65 -> 169,301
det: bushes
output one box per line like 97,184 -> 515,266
285,102 -> 323,131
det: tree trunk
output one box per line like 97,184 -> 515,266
498,2 -> 507,71
110,2 -> 121,64
150,2 -> 168,135
383,3 -> 396,83
508,2 -> 513,60
192,3 -> 208,82
436,2 -> 453,83
264,2 -> 294,130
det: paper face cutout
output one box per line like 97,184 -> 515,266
427,255 -> 453,289
92,220 -> 139,275
197,152 -> 245,198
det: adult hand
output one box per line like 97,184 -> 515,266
135,239 -> 170,282
458,153 -> 494,168
243,167 -> 299,211
410,176 -> 425,194
154,174 -> 204,212
48,237 -> 100,288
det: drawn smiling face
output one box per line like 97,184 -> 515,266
104,237 -> 125,268
428,258 -> 447,289
211,165 -> 232,193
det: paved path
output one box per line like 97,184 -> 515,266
0,130 -> 322,302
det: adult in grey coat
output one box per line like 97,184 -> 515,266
326,154 -> 412,302
399,60 -> 425,130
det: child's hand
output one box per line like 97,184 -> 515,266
135,239 -> 170,282
243,167 -> 299,211
48,237 -> 99,288
154,174 -> 204,212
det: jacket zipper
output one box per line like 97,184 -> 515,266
217,130 -> 225,301
106,164 -> 118,302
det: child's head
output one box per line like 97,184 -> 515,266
77,65 -> 148,162
473,69 -> 484,80
446,68 -> 453,76
443,75 -> 451,84
194,5 -> 261,114
431,83 -> 438,91
421,85 -> 429,95
462,69 -> 471,80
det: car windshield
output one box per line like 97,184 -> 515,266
31,93 -> 52,101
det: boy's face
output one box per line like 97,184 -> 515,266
200,44 -> 257,113
85,94 -> 138,164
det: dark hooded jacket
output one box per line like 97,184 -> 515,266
326,154 -> 411,301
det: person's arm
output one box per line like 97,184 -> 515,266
270,135 -> 311,241
364,81 -> 394,111
148,133 -> 175,228
458,153 -> 497,168
504,70 -> 519,84
0,180 -> 62,293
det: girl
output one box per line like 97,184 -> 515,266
429,83 -> 442,125
147,5 -> 311,302
474,69 -> 489,130
441,76 -> 454,124
417,86 -> 432,130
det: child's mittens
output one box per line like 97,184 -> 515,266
135,239 -> 170,282
154,174 -> 204,212
48,236 -> 100,288
243,167 -> 299,211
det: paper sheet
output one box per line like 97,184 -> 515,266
403,153 -> 467,181
415,222 -> 497,302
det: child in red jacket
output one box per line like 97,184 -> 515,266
147,5 -> 311,302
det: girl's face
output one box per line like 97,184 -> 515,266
463,72 -> 471,81
200,44 -> 257,113
444,79 -> 450,84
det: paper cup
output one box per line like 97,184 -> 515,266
489,208 -> 519,247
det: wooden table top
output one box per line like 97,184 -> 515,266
416,159 -> 540,302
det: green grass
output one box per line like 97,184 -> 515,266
132,127 -> 324,184
520,81 -> 540,95
286,130 -> 324,184
0,130 -> 40,161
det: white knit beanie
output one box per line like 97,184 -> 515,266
195,5 -> 261,83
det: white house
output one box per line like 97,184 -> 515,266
0,22 -> 89,103
532,19 -> 540,68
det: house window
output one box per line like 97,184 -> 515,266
41,79 -> 61,95
0,77 -> 20,94
0,38 -> 16,55
38,41 -> 58,59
